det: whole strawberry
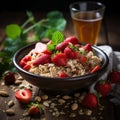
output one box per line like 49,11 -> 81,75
95,80 -> 112,97
109,71 -> 120,83
28,102 -> 43,116
3,71 -> 16,85
82,93 -> 98,108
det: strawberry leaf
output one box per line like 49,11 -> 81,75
47,31 -> 64,52
6,24 -> 21,39
52,31 -> 64,44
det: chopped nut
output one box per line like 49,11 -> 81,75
71,103 -> 78,110
43,101 -> 49,107
15,80 -> 22,85
85,109 -> 92,116
78,109 -> 84,115
0,90 -> 9,97
58,99 -> 66,104
42,95 -> 48,100
35,96 -> 41,102
62,95 -> 71,100
6,109 -> 15,116
69,113 -> 76,117
74,93 -> 80,97
8,100 -> 14,107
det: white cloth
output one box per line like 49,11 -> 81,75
90,45 -> 120,105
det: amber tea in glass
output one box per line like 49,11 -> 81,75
70,1 -> 105,45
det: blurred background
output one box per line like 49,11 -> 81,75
0,0 -> 120,50
0,0 -> 119,16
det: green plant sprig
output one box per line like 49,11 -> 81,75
0,11 -> 67,77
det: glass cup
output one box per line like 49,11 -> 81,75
69,1 -> 105,45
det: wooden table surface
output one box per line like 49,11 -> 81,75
0,11 -> 120,120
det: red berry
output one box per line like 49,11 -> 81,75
58,72 -> 69,78
52,53 -> 67,66
90,65 -> 101,73
82,93 -> 98,108
64,36 -> 79,45
95,80 -> 112,97
33,54 -> 51,66
82,43 -> 92,52
28,106 -> 40,115
3,71 -> 16,85
64,47 -> 75,59
109,71 -> 120,83
56,42 -> 67,52
15,88 -> 32,104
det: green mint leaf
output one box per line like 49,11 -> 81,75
52,31 -> 64,44
26,11 -> 35,23
47,43 -> 56,51
47,11 -> 63,19
47,31 -> 64,52
26,11 -> 34,18
54,18 -> 67,31
45,28 -> 56,39
6,24 -> 21,39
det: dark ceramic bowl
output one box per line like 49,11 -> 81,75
13,42 -> 109,91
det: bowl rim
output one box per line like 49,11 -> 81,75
13,42 -> 109,81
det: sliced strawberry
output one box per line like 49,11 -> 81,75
64,47 -> 75,59
64,36 -> 79,45
73,51 -> 87,63
19,55 -> 32,68
80,55 -> 87,63
58,72 -> 69,78
109,71 -> 120,83
82,93 -> 98,108
82,43 -> 92,52
52,53 -> 67,66
42,49 -> 52,55
34,42 -> 47,53
23,64 -> 31,71
15,88 -> 32,104
19,60 -> 26,67
56,42 -> 67,52
90,65 -> 101,73
95,80 -> 112,97
33,54 -> 51,66
21,55 -> 32,62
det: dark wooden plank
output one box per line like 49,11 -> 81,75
0,76 -> 41,120
43,91 -> 115,120
0,11 -> 120,120
106,15 -> 120,51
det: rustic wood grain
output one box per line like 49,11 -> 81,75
0,11 -> 120,120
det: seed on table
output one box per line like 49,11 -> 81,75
58,99 -> 66,104
17,76 -> 24,80
62,95 -> 71,100
0,90 -> 9,97
15,80 -> 22,85
42,95 -> 48,100
71,103 -> 78,110
43,101 -> 49,107
8,100 -> 14,107
69,113 -> 76,117
35,96 -> 41,102
74,93 -> 80,97
85,109 -> 92,116
78,109 -> 84,115
6,108 -> 15,116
